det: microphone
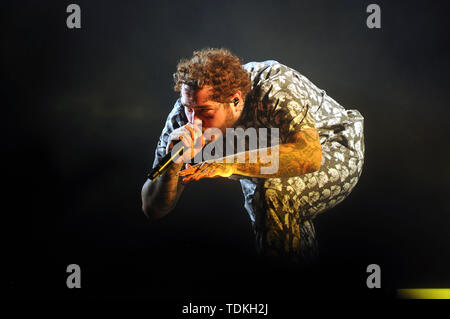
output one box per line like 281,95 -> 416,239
147,145 -> 185,181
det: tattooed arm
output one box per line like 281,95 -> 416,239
141,162 -> 185,220
235,127 -> 322,178
179,127 -> 322,181
142,120 -> 204,220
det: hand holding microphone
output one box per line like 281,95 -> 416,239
166,119 -> 205,164
148,119 -> 204,181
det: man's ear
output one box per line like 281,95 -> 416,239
231,91 -> 243,111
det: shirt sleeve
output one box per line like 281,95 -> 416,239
257,63 -> 317,143
152,99 -> 187,169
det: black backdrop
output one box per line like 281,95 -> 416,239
3,0 -> 450,303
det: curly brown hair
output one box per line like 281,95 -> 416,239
173,48 -> 252,103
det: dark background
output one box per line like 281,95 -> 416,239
3,0 -> 449,303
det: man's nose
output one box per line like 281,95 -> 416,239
189,110 -> 201,124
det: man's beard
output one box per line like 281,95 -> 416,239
219,106 -> 238,134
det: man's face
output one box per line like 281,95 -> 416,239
180,84 -> 237,133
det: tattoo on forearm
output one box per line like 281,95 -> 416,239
233,128 -> 322,178
152,163 -> 183,209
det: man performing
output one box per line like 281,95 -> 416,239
141,48 -> 364,263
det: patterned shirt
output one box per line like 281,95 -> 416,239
153,60 -> 364,227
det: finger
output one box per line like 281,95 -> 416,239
167,130 -> 187,153
192,173 -> 203,181
182,172 -> 198,182
193,164 -> 215,181
178,164 -> 189,174
170,140 -> 189,164
205,167 -> 216,177
180,133 -> 193,148
185,125 -> 202,153
169,131 -> 186,143
169,134 -> 191,156
181,163 -> 206,177
182,164 -> 206,181
180,136 -> 196,161
178,168 -> 194,177
191,168 -> 209,181
178,163 -> 201,176
181,128 -> 195,158
182,177 -> 191,183
194,167 -> 212,179
186,124 -> 204,148
184,125 -> 196,140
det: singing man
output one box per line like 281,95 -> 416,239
141,48 -> 365,263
